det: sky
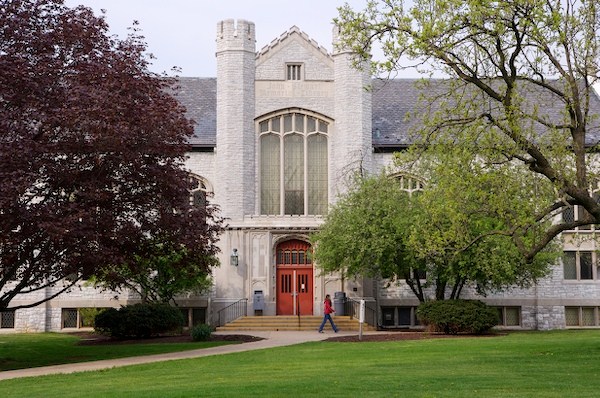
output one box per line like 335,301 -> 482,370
63,0 -> 370,77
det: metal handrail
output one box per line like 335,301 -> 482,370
344,297 -> 378,327
216,298 -> 248,327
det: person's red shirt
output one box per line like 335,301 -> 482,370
324,299 -> 334,314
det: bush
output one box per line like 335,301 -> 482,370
191,324 -> 213,341
94,303 -> 184,339
416,299 -> 498,335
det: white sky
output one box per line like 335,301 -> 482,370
63,0 -> 370,77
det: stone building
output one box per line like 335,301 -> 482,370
2,19 -> 600,333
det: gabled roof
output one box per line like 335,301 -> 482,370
256,26 -> 331,61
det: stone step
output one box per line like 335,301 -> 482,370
216,315 -> 375,332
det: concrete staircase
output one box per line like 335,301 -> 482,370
216,315 -> 375,332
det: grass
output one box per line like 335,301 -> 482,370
0,332 -> 232,371
1,330 -> 600,397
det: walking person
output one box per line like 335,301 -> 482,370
318,294 -> 338,333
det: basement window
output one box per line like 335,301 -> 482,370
0,310 -> 15,329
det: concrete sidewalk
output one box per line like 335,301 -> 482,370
0,330 -> 351,381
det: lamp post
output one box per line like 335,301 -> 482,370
230,248 -> 239,266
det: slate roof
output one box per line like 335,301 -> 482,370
173,77 -> 216,148
175,77 -> 600,149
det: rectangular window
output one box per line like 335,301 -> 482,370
307,134 -> 328,215
284,134 -> 304,215
563,251 -> 577,280
192,308 -> 206,326
286,64 -> 302,80
413,269 -> 427,280
565,306 -> 600,327
62,308 -> 78,328
565,307 -> 580,326
0,310 -> 15,329
180,308 -> 190,327
496,307 -> 521,326
563,251 -> 597,280
178,307 -> 207,327
562,204 -> 599,230
61,308 -> 107,329
380,306 -> 419,328
580,252 -> 593,279
260,134 -> 281,215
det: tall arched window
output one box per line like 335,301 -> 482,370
394,173 -> 426,280
259,111 -> 329,216
395,174 -> 425,197
189,174 -> 210,208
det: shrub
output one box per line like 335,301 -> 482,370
78,307 -> 107,328
94,303 -> 184,339
191,324 -> 213,341
416,299 -> 498,335
94,308 -> 120,336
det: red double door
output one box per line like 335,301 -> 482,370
276,240 -> 313,315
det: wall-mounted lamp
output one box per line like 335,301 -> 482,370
230,248 -> 239,266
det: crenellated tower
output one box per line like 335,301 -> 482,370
215,19 -> 256,219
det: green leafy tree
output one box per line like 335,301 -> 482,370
313,174 -> 556,301
0,0 -> 223,310
312,174 -> 428,300
335,0 -> 600,262
406,147 -> 558,299
94,240 -> 216,304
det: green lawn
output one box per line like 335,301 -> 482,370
1,330 -> 599,397
0,332 -> 232,371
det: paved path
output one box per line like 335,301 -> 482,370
0,330 -> 357,381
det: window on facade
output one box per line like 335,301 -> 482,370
394,175 -> 425,281
563,251 -> 597,280
565,306 -> 599,326
179,307 -> 207,328
260,112 -> 328,215
413,268 -> 427,280
276,248 -> 312,265
395,174 -> 425,197
62,308 -> 78,328
562,184 -> 600,230
286,64 -> 302,80
496,306 -> 521,326
381,306 -> 419,328
0,310 -> 15,329
189,175 -> 209,208
61,308 -> 107,329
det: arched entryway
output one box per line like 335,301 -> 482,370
276,239 -> 313,315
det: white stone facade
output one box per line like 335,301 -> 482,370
3,19 -> 600,333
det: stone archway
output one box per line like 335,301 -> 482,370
275,239 -> 313,315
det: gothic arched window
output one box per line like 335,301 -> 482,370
259,111 -> 329,216
189,174 -> 210,208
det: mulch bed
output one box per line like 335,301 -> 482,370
74,332 -> 264,346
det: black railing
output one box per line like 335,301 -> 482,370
344,297 -> 378,327
216,298 -> 248,327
